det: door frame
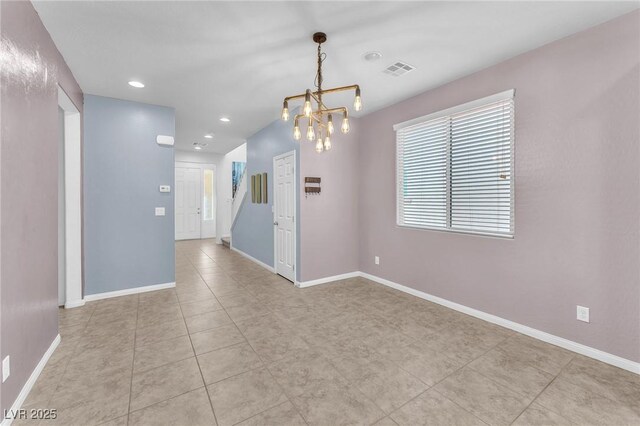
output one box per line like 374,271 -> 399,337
272,150 -> 296,281
174,161 -> 217,240
58,86 -> 84,308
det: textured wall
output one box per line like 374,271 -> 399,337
231,119 -> 300,279
299,120 -> 360,282
0,0 -> 83,413
358,11 -> 640,362
83,95 -> 175,296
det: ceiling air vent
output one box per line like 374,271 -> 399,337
193,142 -> 208,150
383,61 -> 415,77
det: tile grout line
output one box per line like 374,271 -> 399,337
178,244 -> 281,422
44,304 -> 98,410
192,243 -> 310,426
178,245 -> 221,426
41,308 -> 95,406
508,355 -> 579,425
125,294 -> 141,425
347,279 -> 578,424
384,334 -> 510,426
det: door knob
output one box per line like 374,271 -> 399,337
274,221 -> 279,226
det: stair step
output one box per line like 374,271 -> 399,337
221,237 -> 230,248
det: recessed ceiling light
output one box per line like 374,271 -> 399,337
219,117 -> 231,122
363,52 -> 383,62
204,134 -> 214,139
194,146 -> 202,150
128,81 -> 145,88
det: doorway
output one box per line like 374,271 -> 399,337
175,162 -> 216,240
58,86 -> 83,308
58,107 -> 66,306
273,151 -> 296,282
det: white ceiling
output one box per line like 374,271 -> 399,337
33,1 -> 638,154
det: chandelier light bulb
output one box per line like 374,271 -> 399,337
307,122 -> 316,141
315,139 -> 324,153
281,101 -> 289,121
303,90 -> 312,117
341,115 -> 350,134
354,87 -> 362,111
324,136 -> 332,151
327,114 -> 334,135
293,119 -> 301,140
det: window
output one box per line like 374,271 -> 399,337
395,90 -> 514,237
203,169 -> 215,221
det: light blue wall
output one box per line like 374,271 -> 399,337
84,95 -> 175,295
231,118 -> 300,280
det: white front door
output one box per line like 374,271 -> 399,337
274,152 -> 295,282
175,167 -> 201,240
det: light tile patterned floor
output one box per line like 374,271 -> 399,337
17,239 -> 640,425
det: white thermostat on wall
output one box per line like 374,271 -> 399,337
156,135 -> 174,146
159,185 -> 171,193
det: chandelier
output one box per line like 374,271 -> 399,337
280,32 -> 362,153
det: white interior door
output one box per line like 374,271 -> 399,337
175,167 -> 201,240
274,152 -> 295,282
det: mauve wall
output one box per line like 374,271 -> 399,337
299,121 -> 360,282
358,11 -> 640,362
0,1 -> 83,413
232,118 -> 301,280
84,95 -> 175,296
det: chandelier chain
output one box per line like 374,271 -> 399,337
314,43 -> 326,103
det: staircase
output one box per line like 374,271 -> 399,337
225,168 -> 247,249
231,168 -> 247,227
221,237 -> 230,248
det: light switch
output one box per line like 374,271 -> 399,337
159,185 -> 171,193
155,207 -> 165,216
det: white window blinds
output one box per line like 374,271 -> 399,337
396,90 -> 514,237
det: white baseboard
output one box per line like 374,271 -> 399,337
295,271 -> 361,288
230,246 -> 275,273
84,281 -> 176,302
1,334 -> 61,426
64,299 -> 85,309
359,271 -> 640,375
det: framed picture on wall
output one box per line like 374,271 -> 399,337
251,175 -> 256,203
232,161 -> 246,198
256,173 -> 262,203
262,173 -> 268,204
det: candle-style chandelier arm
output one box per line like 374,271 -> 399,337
314,106 -> 348,117
282,85 -> 359,106
293,113 -> 327,129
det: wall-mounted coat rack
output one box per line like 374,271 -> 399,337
305,177 -> 321,197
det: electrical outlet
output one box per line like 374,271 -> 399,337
374,256 -> 380,265
577,305 -> 590,323
2,356 -> 10,383
155,207 -> 165,216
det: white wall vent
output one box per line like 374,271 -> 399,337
383,61 -> 415,77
